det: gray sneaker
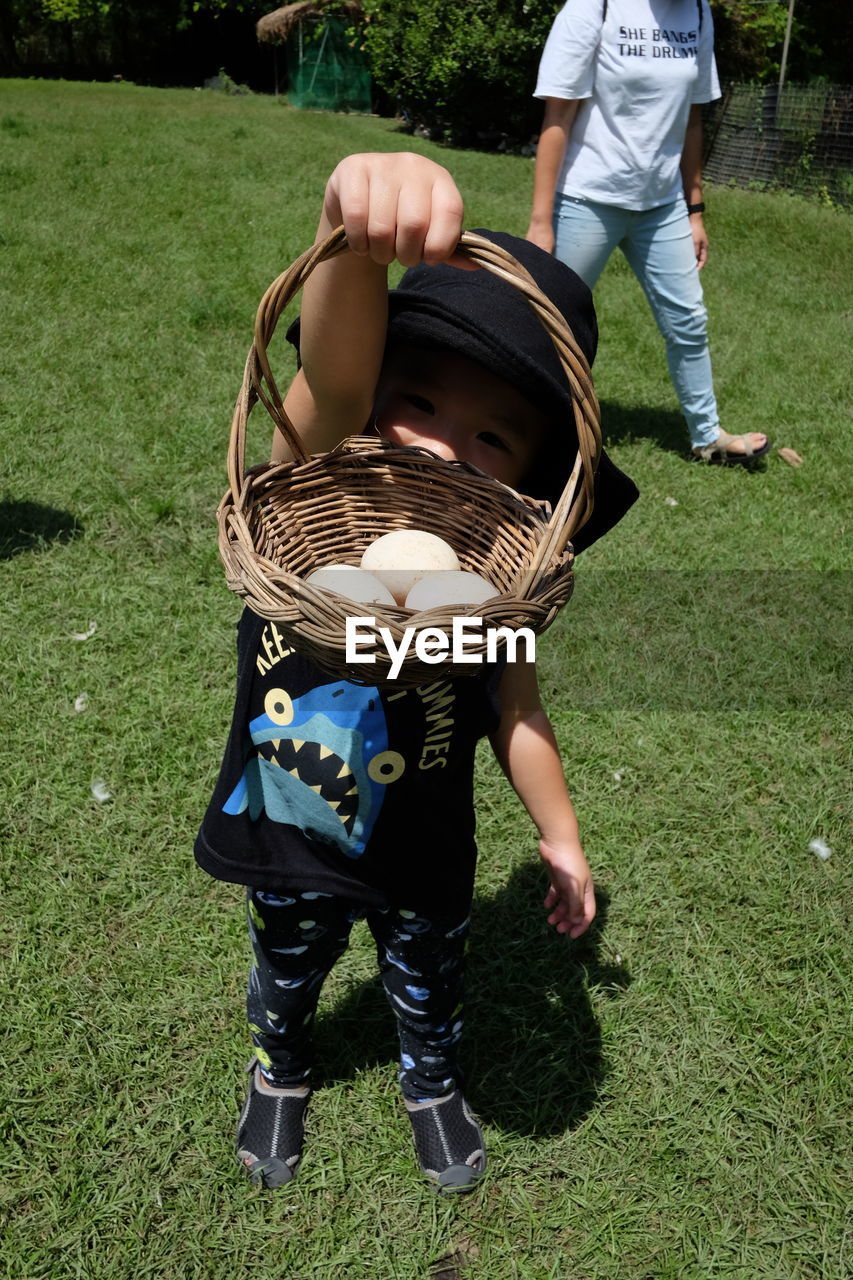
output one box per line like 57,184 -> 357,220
235,1060 -> 310,1189
405,1091 -> 487,1192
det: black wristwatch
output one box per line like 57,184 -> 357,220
686,201 -> 706,215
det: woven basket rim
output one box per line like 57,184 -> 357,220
217,229 -> 600,683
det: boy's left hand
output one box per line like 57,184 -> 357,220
539,839 -> 596,938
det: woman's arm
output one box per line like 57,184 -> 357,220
489,660 -> 595,937
680,103 -> 709,270
525,97 -> 580,255
275,153 -> 465,461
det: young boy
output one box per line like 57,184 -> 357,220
195,152 -> 638,1192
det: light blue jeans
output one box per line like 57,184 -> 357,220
554,194 -> 721,448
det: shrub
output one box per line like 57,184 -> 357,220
361,0 -> 558,146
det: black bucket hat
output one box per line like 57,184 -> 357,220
388,228 -> 598,425
289,229 -> 638,553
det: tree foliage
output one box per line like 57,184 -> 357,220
710,1 -> 853,82
361,0 -> 559,145
3,0 -> 850,110
362,0 -> 851,146
710,1 -> 808,81
35,0 -> 259,20
0,0 -> 271,82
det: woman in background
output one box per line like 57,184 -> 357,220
526,0 -> 771,462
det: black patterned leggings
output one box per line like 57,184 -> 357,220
246,888 -> 470,1102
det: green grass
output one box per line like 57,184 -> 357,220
1,80 -> 850,1279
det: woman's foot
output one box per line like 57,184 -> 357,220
405,1091 -> 487,1193
692,429 -> 772,463
235,1061 -> 310,1189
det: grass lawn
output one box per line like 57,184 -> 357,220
1,79 -> 850,1279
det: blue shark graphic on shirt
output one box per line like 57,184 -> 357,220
223,679 -> 405,857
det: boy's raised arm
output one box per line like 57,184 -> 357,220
276,153 -> 465,461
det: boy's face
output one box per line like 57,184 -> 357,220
374,346 -> 550,493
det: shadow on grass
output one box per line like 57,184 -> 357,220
0,499 -> 83,560
314,862 -> 629,1137
601,400 -> 686,454
600,400 -> 771,469
465,867 -> 627,1136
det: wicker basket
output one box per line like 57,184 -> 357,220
217,227 -> 602,687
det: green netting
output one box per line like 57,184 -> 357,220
287,16 -> 371,113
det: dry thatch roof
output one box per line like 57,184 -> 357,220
256,1 -> 363,44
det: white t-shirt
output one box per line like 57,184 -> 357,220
534,0 -> 721,210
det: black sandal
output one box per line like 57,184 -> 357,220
692,429 -> 773,463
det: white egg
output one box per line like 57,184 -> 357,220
405,571 -> 500,611
305,564 -> 396,606
361,530 -> 460,604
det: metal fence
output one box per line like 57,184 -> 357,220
703,83 -> 853,208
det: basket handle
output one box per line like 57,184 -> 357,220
227,227 -> 601,563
